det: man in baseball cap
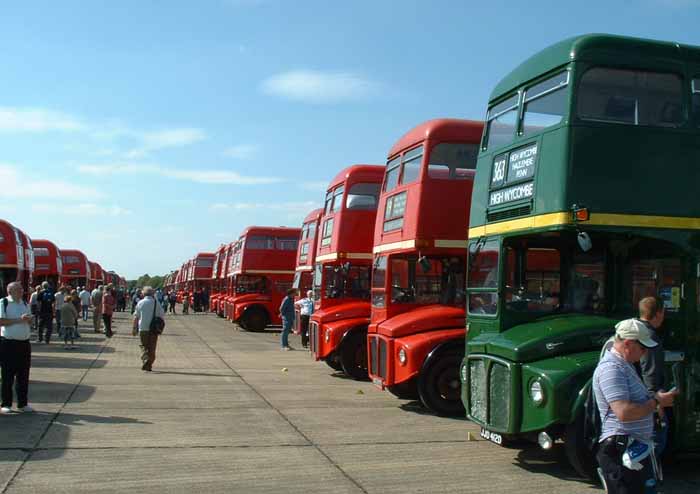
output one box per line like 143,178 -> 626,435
592,318 -> 676,492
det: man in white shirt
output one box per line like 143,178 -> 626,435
133,286 -> 165,371
0,282 -> 34,414
91,285 -> 103,332
79,287 -> 91,322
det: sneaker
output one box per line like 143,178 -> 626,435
0,406 -> 11,414
70,346 -> 77,350
281,346 -> 290,351
64,345 -> 70,350
19,405 -> 34,413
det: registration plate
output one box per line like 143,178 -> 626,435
372,377 -> 384,389
480,428 -> 503,445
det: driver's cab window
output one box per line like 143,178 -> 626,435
391,258 -> 412,303
632,258 -> 682,313
505,247 -> 561,312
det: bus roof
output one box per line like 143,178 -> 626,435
302,208 -> 323,224
240,226 -> 301,238
388,119 -> 484,158
490,33 -> 700,103
327,165 -> 385,191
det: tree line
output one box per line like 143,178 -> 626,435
127,274 -> 165,291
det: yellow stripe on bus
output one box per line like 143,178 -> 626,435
468,212 -> 700,238
373,240 -> 416,254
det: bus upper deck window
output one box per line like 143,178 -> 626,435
485,94 -> 519,150
346,182 -> 381,210
401,146 -> 423,185
384,157 -> 401,192
522,72 -> 569,137
577,67 -> 683,127
331,186 -> 344,213
428,143 -> 478,179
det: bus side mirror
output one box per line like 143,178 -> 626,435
577,232 -> 592,252
418,256 -> 432,273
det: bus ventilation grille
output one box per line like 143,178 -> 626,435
487,205 -> 531,223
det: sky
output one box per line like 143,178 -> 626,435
1,0 -> 699,279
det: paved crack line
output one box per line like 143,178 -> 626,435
1,335 -> 111,494
181,315 -> 370,494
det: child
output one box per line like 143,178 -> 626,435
60,297 -> 79,349
182,293 -> 190,314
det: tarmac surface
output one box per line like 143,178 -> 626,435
1,309 -> 699,493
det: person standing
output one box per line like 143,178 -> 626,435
593,318 -> 677,492
0,282 -> 34,413
133,286 -> 165,372
202,288 -> 209,312
69,290 -> 81,337
102,285 -> 116,338
55,286 -> 66,339
637,296 -> 669,457
59,297 -> 79,349
294,290 -> 314,348
91,285 -> 103,333
279,288 -> 297,351
168,291 -> 177,314
29,285 -> 40,334
79,287 -> 91,321
36,282 -> 55,344
182,293 -> 190,315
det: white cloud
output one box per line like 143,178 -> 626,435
261,70 -> 380,104
0,163 -> 103,200
0,107 -> 86,133
298,180 -> 329,192
78,163 -> 283,185
31,203 -> 133,217
223,144 -> 258,159
125,128 -> 206,158
209,200 -> 320,213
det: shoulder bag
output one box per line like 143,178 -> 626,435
149,298 -> 165,334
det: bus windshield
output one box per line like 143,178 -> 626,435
389,255 -> 466,306
235,275 -> 268,295
293,271 -> 313,294
320,264 -> 370,300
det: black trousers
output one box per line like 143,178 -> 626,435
102,314 -> 113,337
38,313 -> 54,343
300,315 -> 310,347
597,435 -> 651,494
0,339 -> 31,408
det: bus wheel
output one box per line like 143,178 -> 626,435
324,354 -> 343,371
565,409 -> 598,480
387,380 -> 418,400
418,351 -> 464,416
340,331 -> 369,381
241,308 -> 267,332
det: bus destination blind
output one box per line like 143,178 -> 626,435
488,142 -> 538,206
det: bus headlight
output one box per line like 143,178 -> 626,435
460,363 -> 468,383
398,348 -> 407,365
530,379 -> 545,406
324,330 -> 331,343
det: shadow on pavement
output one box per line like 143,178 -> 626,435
150,370 -> 235,378
513,444 -> 598,487
30,356 -> 108,369
26,381 -> 96,404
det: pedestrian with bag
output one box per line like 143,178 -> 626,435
279,288 -> 297,351
294,290 -> 314,348
91,285 -> 103,333
0,282 -> 35,414
36,282 -> 55,344
102,284 -> 116,338
133,286 -> 165,371
593,318 -> 678,493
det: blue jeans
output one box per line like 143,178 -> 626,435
81,305 -> 89,321
281,316 -> 293,348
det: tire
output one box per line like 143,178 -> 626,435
241,307 -> 268,332
324,353 -> 343,371
565,408 -> 598,480
387,380 -> 419,400
339,330 -> 369,381
417,351 -> 465,416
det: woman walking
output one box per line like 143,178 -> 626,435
60,296 -> 79,349
102,285 -> 116,338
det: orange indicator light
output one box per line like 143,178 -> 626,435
574,208 -> 589,222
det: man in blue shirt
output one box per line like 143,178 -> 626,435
593,318 -> 677,492
279,288 -> 297,351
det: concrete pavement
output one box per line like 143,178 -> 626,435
1,310 -> 698,493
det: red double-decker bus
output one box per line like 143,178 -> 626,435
223,240 -> 242,320
367,118 -> 481,415
292,208 -> 323,333
31,239 -> 62,289
209,244 -> 228,314
308,165 -> 384,379
214,242 -> 236,317
61,249 -> 90,290
88,261 -> 104,291
227,226 -> 300,331
187,252 -> 215,310
0,219 -> 34,298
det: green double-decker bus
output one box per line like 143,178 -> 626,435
461,33 -> 700,477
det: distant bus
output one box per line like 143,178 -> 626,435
228,226 -> 300,331
0,219 -> 34,298
461,33 -> 700,476
292,208 -> 323,333
209,244 -> 229,314
368,118 -> 481,415
309,165 -> 384,379
31,239 -> 62,289
61,249 -> 89,290
88,261 -> 104,291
